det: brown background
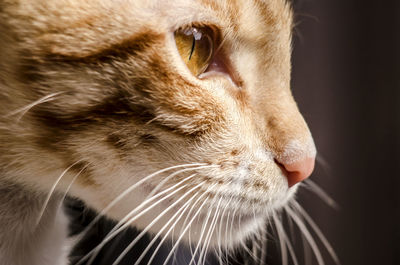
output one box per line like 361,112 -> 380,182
291,0 -> 399,264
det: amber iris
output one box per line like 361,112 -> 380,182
174,27 -> 214,76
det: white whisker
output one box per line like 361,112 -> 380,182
227,205 -> 240,262
286,206 -> 325,265
146,165 -> 218,199
251,205 -> 267,265
77,177 -> 193,265
237,208 -> 262,264
161,191 -> 214,265
272,212 -> 288,265
217,195 -> 234,265
273,211 -> 299,265
187,195 -> 218,265
240,241 -> 259,263
83,176 -> 199,265
224,210 -> 232,264
260,224 -> 267,265
111,182 -> 204,265
5,92 -> 64,121
291,201 -> 340,265
107,173 -> 199,237
302,228 -> 313,265
57,163 -> 90,213
316,155 -> 331,172
140,191 -> 207,265
198,197 -> 223,265
75,163 -> 206,242
36,159 -> 82,226
251,204 -> 262,257
303,179 -> 339,209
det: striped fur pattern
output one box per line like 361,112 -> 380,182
0,0 -> 319,265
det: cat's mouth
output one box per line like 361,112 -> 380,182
138,158 -> 296,213
141,174 -> 296,218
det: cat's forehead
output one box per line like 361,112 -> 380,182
14,0 -> 292,34
9,0 -> 293,72
140,0 -> 293,36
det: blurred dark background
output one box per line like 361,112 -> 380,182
291,0 -> 399,264
68,0 -> 399,265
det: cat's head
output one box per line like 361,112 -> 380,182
0,0 -> 315,247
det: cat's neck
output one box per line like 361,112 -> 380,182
0,180 -> 70,265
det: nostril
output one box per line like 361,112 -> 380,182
275,157 -> 315,188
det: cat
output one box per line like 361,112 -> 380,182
0,0 -> 324,264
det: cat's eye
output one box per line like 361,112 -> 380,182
174,27 -> 214,77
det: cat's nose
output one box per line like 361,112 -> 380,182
278,157 -> 315,187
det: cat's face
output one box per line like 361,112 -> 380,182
0,0 -> 315,247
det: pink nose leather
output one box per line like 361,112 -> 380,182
281,157 -> 315,187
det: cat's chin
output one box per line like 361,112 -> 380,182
130,208 -> 266,250
155,203 -> 284,250
180,184 -> 298,247
119,184 -> 299,250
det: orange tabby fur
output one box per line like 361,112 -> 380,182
0,0 -> 316,264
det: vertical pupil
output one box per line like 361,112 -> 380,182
174,26 -> 214,76
189,36 -> 196,60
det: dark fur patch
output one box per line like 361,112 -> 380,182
106,134 -> 127,151
231,149 -> 239,156
46,31 -> 164,64
31,89 -> 186,154
18,60 -> 45,83
70,161 -> 98,187
139,133 -> 158,144
105,132 -> 159,154
33,95 -> 148,129
31,91 -> 156,151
